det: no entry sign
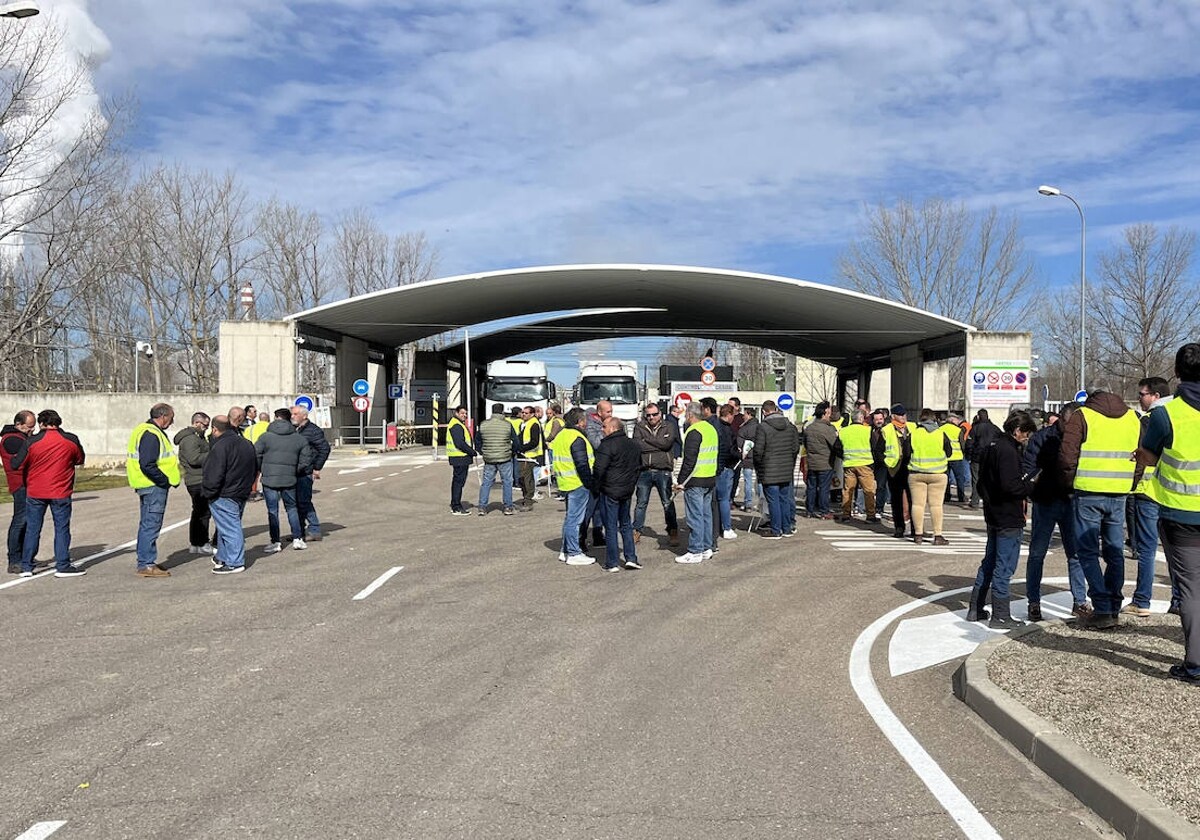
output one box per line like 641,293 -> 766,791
352,396 -> 370,414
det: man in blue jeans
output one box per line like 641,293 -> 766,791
203,415 -> 257,574
632,403 -> 679,545
475,403 -> 517,515
1058,386 -> 1142,630
1126,377 -> 1177,617
550,408 -> 595,565
2,409 -> 36,574
675,402 -> 717,563
127,403 -> 179,578
1021,402 -> 1090,620
291,405 -> 331,541
802,402 -> 838,519
13,410 -> 86,578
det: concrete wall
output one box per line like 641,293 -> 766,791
0,393 -> 294,466
219,321 -> 298,396
889,344 -> 924,413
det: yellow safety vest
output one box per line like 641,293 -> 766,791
1144,399 -> 1200,511
248,420 -> 269,443
446,417 -> 469,458
521,418 -> 543,458
939,423 -> 964,461
1073,407 -> 1140,493
909,427 -> 949,473
550,428 -> 593,492
684,421 -> 718,479
882,422 -> 908,470
126,422 -> 180,489
508,417 -> 523,436
839,423 -> 874,469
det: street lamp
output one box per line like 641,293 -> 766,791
0,2 -> 39,18
133,340 -> 153,392
1038,184 -> 1086,394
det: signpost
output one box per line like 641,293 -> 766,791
777,392 -> 795,412
700,371 -> 716,386
353,378 -> 370,397
674,392 -> 693,409
1074,389 -> 1088,403
387,383 -> 404,400
352,395 -> 369,447
432,393 -> 441,459
294,395 -> 314,412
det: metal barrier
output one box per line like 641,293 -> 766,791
336,424 -> 437,448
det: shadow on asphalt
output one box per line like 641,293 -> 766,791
893,575 -> 976,612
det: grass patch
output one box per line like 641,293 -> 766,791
0,468 -> 128,505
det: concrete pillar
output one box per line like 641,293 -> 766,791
923,359 -> 950,410
334,336 -> 369,434
889,344 -> 924,413
219,321 -> 298,395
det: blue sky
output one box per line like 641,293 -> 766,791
84,0 -> 1200,383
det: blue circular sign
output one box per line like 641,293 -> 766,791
1074,389 -> 1089,403
294,395 -> 314,411
352,378 -> 370,396
1015,372 -> 1027,385
777,392 -> 795,411
973,371 -> 986,384
700,356 -> 716,372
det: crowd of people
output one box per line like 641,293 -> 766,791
3,401 -> 330,579
450,341 -> 1200,686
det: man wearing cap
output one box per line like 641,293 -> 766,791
882,404 -> 913,539
941,414 -> 970,506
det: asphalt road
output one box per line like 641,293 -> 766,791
1,451 -> 1120,839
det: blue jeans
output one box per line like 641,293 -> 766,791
1026,498 -> 1086,605
784,482 -> 797,532
8,486 -> 27,564
763,484 -> 788,536
22,496 -> 72,572
263,486 -> 302,544
136,486 -> 170,569
740,466 -> 757,508
634,469 -> 677,533
295,475 -> 321,538
478,461 -> 513,509
716,468 -> 734,531
562,486 -> 590,555
946,460 -> 970,502
1131,494 -> 1165,608
874,464 -> 890,511
1074,493 -> 1128,615
598,495 -> 636,569
974,526 -> 1023,603
209,497 -> 247,569
805,469 -> 832,516
684,485 -> 714,553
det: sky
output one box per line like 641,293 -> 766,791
69,1 -> 1200,384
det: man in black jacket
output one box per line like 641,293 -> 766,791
594,417 -> 642,572
174,412 -> 214,558
967,411 -> 1037,628
1021,402 -> 1089,620
754,400 -> 801,538
291,405 -> 332,541
256,408 -> 315,553
204,415 -> 258,575
966,409 -> 1001,509
632,403 -> 679,545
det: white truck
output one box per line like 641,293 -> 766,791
484,359 -> 555,416
576,360 -> 641,430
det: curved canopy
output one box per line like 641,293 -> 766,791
289,264 -> 973,368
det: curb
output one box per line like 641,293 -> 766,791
953,621 -> 1198,840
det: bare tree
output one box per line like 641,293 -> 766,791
253,198 -> 324,316
838,198 -> 1036,329
1091,224 -> 1198,386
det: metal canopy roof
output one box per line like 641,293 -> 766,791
289,264 -> 973,368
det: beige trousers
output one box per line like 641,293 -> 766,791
842,466 -> 876,517
908,472 -> 948,536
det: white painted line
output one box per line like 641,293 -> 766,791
402,469 -> 413,473
0,518 -> 189,592
414,464 -> 426,469
389,472 -> 399,476
372,476 -> 385,482
15,821 -> 68,840
333,487 -> 348,493
354,481 -> 367,487
850,584 -> 1003,839
352,566 -> 404,601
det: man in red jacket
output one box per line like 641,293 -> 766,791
3,409 -> 37,574
12,409 -> 86,578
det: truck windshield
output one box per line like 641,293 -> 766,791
485,379 -> 549,402
580,378 -> 638,405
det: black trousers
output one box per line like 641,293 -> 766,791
888,469 -> 912,535
186,484 -> 212,547
450,460 -> 469,511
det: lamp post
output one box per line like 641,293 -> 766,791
1037,185 -> 1086,394
133,341 -> 153,392
0,2 -> 39,18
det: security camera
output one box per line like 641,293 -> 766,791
293,336 -> 306,345
144,346 -> 154,358
135,340 -> 153,357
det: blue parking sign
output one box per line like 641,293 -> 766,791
387,383 -> 404,400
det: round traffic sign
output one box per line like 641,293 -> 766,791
1015,372 -> 1027,385
699,356 -> 716,372
352,396 -> 370,413
700,371 -> 717,386
674,392 -> 693,408
777,392 -> 795,411
294,395 -> 314,412
1074,389 -> 1089,402
352,378 -> 370,396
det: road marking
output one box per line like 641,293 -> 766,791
372,476 -> 385,482
338,468 -> 366,475
0,518 -> 189,592
389,472 -> 399,477
352,566 -> 404,601
333,487 -> 348,493
354,481 -> 367,487
402,468 -> 413,473
15,821 -> 67,839
850,584 -> 1003,839
414,464 -> 426,469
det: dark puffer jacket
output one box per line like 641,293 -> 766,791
966,418 -> 1001,464
594,430 -> 642,500
753,413 -> 801,486
255,419 -> 314,489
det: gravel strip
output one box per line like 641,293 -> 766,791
988,616 -> 1199,827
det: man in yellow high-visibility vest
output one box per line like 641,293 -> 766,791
1140,343 -> 1200,683
516,405 -> 544,509
127,403 -> 180,578
551,408 -> 595,565
1058,385 -> 1143,630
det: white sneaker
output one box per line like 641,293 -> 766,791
190,543 -> 216,555
701,549 -> 714,560
292,538 -> 308,550
722,529 -> 738,540
557,551 -> 567,562
565,553 -> 594,566
264,542 -> 283,555
533,492 -> 544,500
675,552 -> 703,564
